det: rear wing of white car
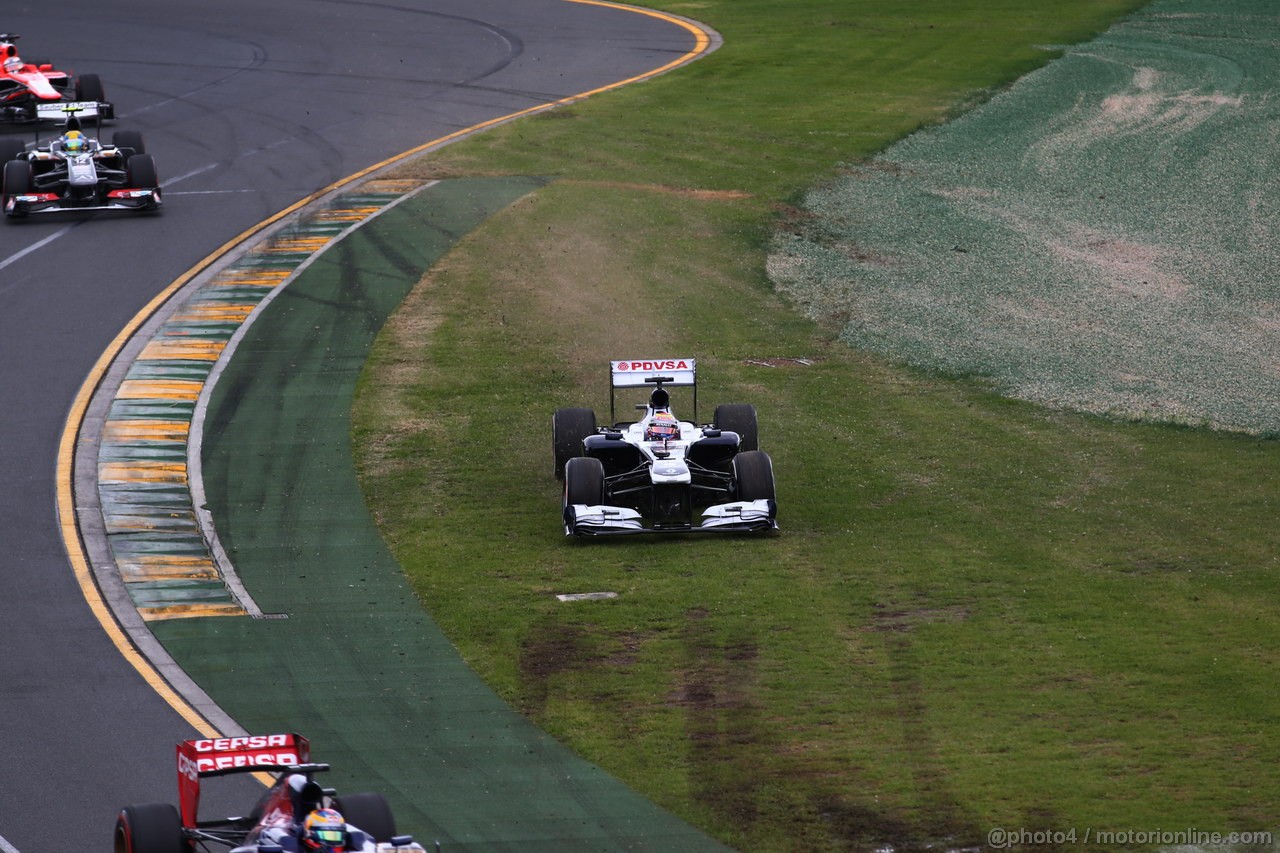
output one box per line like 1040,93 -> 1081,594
36,100 -> 105,122
609,358 -> 696,424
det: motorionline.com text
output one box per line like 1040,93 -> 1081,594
987,826 -> 1272,848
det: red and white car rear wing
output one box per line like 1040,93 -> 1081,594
177,733 -> 310,827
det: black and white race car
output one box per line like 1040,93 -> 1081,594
1,114 -> 160,219
553,358 -> 777,536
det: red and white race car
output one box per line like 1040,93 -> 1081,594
0,33 -> 114,124
114,733 -> 427,852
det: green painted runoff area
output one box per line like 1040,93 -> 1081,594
152,178 -> 729,852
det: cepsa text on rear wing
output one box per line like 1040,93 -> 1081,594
177,733 -> 312,827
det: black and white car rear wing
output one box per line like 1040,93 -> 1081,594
36,100 -> 113,123
609,357 -> 696,425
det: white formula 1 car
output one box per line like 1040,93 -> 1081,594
553,358 -> 777,536
1,112 -> 160,219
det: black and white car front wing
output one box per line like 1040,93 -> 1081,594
563,499 -> 777,536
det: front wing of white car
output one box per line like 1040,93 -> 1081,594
5,188 -> 161,217
564,499 -> 777,536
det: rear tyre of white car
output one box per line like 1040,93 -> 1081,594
714,403 -> 758,451
0,139 -> 25,163
733,450 -> 775,502
564,456 -> 605,506
113,130 -> 146,157
553,407 -> 596,479
113,803 -> 185,853
334,791 -> 397,843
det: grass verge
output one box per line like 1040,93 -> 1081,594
353,1 -> 1280,850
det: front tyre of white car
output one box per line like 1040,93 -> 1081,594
732,450 -> 775,502
2,158 -> 33,217
564,456 -> 605,507
126,153 -> 159,190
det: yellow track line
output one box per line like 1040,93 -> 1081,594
55,0 -> 715,740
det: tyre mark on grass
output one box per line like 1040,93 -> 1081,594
881,631 -> 983,850
676,607 -> 770,839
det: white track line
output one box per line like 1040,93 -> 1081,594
0,160 -> 218,269
165,161 -> 219,184
0,225 -> 76,273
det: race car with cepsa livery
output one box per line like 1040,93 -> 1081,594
113,733 -> 428,852
553,358 -> 777,536
0,33 -> 114,124
1,112 -> 160,219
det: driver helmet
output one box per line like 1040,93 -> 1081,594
302,808 -> 347,851
645,412 -> 679,442
3,57 -> 20,73
62,130 -> 86,154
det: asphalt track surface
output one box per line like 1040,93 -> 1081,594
0,2 -> 702,849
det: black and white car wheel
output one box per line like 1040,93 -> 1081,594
75,72 -> 105,102
714,403 -> 759,451
552,407 -> 596,480
113,130 -> 146,157
564,456 -> 605,506
732,450 -> 775,502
